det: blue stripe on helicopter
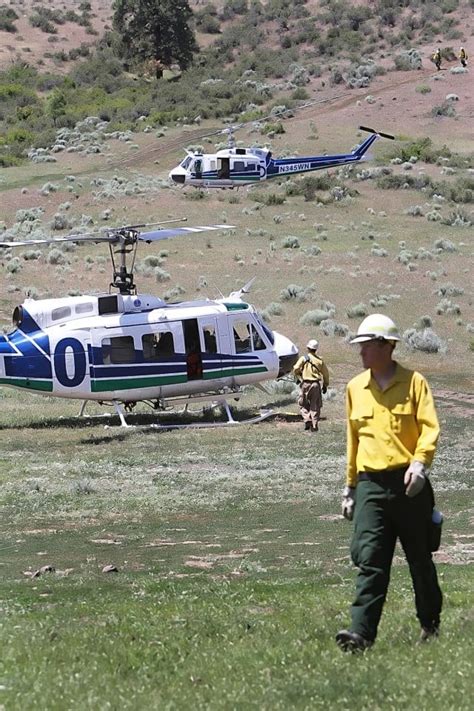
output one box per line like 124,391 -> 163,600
0,336 -> 17,355
1,311 -> 53,380
192,171 -> 261,182
89,355 -> 264,380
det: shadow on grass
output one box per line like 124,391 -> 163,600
0,405 -> 273,435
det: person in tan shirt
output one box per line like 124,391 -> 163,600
336,314 -> 442,652
292,339 -> 329,432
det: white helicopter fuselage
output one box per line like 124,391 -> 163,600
0,293 -> 298,405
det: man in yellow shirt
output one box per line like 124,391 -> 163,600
293,339 -> 330,432
336,314 -> 442,652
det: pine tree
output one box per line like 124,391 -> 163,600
112,0 -> 198,77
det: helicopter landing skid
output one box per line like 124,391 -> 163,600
147,406 -> 274,430
78,399 -> 132,427
78,397 -> 273,428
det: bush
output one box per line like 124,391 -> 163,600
434,238 -> 457,252
346,303 -> 368,319
265,302 -> 283,316
281,236 -> 300,249
300,309 -> 333,326
252,192 -> 285,206
0,5 -> 18,32
436,298 -> 461,315
394,49 -> 422,70
155,267 -> 171,283
319,319 -> 349,337
6,257 -> 21,273
431,101 -> 456,118
435,283 -> 464,297
260,122 -> 285,136
47,249 -> 67,265
403,327 -> 445,353
280,284 -> 313,302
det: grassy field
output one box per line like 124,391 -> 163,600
0,382 -> 473,709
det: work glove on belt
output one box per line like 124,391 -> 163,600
404,460 -> 426,497
342,486 -> 356,521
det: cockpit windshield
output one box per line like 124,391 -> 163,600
180,156 -> 192,169
256,315 -> 275,345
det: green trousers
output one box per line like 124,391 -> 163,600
350,471 -> 442,641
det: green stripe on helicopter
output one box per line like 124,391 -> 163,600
203,365 -> 267,379
0,377 -> 53,392
91,365 -> 267,392
91,373 -> 187,392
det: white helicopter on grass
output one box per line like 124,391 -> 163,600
0,220 -> 299,427
169,123 -> 394,189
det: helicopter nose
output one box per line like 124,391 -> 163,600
169,172 -> 186,185
273,332 -> 299,377
278,352 -> 299,378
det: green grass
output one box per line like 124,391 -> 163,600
1,570 -> 472,710
0,385 -> 473,709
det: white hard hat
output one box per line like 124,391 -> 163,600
350,314 -> 400,344
306,339 -> 319,350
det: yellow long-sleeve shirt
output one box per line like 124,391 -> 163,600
346,363 -> 439,487
293,353 -> 329,385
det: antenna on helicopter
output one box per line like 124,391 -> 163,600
228,277 -> 256,300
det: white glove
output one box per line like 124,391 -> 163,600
404,461 -> 426,497
342,486 -> 356,520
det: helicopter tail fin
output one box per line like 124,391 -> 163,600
351,127 -> 395,160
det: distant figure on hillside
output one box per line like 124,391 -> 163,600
432,47 -> 442,71
293,339 -> 329,433
459,46 -> 468,68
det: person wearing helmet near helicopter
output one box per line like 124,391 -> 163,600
293,339 -> 330,432
459,46 -> 468,67
336,314 -> 442,652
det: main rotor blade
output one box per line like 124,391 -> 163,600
0,223 -> 235,249
0,233 -> 111,248
139,224 -> 235,241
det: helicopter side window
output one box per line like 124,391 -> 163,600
232,161 -> 245,172
52,306 -> 71,321
233,322 -> 251,354
142,332 -> 175,360
75,302 -> 94,314
102,336 -> 135,364
202,325 -> 217,354
250,324 -> 266,351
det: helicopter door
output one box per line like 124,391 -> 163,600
217,157 -> 230,179
194,158 -> 203,179
183,319 -> 203,380
198,319 -> 222,382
